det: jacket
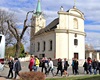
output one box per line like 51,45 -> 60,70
35,58 -> 40,67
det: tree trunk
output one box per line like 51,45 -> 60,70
15,40 -> 21,58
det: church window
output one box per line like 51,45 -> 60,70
33,43 -> 35,52
49,40 -> 52,51
73,18 -> 78,29
37,42 -> 40,52
43,41 -> 46,51
74,39 -> 78,45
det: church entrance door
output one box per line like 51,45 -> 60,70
74,53 -> 78,59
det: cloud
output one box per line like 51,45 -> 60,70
86,32 -> 100,49
85,25 -> 100,31
0,0 -> 100,50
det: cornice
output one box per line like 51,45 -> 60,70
58,11 -> 84,20
55,29 -> 86,36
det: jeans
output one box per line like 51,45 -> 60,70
93,68 -> 97,74
34,66 -> 39,72
89,65 -> 92,74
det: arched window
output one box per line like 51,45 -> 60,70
73,18 -> 78,29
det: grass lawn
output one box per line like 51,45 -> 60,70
46,75 -> 100,80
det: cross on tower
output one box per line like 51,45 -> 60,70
74,0 -> 76,6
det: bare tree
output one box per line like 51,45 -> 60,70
85,44 -> 96,53
0,9 -> 15,46
6,11 -> 34,57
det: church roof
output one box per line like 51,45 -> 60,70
67,6 -> 84,15
35,18 -> 59,36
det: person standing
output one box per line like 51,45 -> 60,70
74,58 -> 79,75
7,56 -> 14,79
13,58 -> 21,79
71,58 -> 75,74
28,55 -> 35,71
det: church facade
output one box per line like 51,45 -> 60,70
30,0 -> 86,61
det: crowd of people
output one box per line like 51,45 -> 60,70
83,57 -> 100,75
7,56 -> 100,79
28,55 -> 70,77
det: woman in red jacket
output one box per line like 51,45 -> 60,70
28,55 -> 35,71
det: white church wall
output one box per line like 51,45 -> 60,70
33,32 -> 55,58
68,16 -> 84,32
58,10 -> 84,32
68,33 -> 85,59
58,14 -> 67,29
56,33 -> 68,59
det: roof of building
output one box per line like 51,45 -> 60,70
35,18 -> 59,36
85,50 -> 100,53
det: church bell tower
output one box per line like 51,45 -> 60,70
30,0 -> 46,54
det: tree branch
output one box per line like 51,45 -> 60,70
20,11 -> 34,39
7,20 -> 17,39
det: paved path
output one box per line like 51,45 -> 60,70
0,62 -> 99,80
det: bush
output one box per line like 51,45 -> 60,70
19,71 -> 45,80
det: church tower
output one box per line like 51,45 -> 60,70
31,0 -> 45,34
30,0 -> 46,54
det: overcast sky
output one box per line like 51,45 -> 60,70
0,0 -> 100,50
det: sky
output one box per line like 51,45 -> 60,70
0,0 -> 100,51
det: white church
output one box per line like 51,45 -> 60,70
30,0 -> 86,62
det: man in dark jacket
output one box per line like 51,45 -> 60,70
74,58 -> 79,75
83,59 -> 89,74
7,56 -> 14,78
92,59 -> 98,74
13,58 -> 21,79
55,58 -> 63,76
98,61 -> 100,74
